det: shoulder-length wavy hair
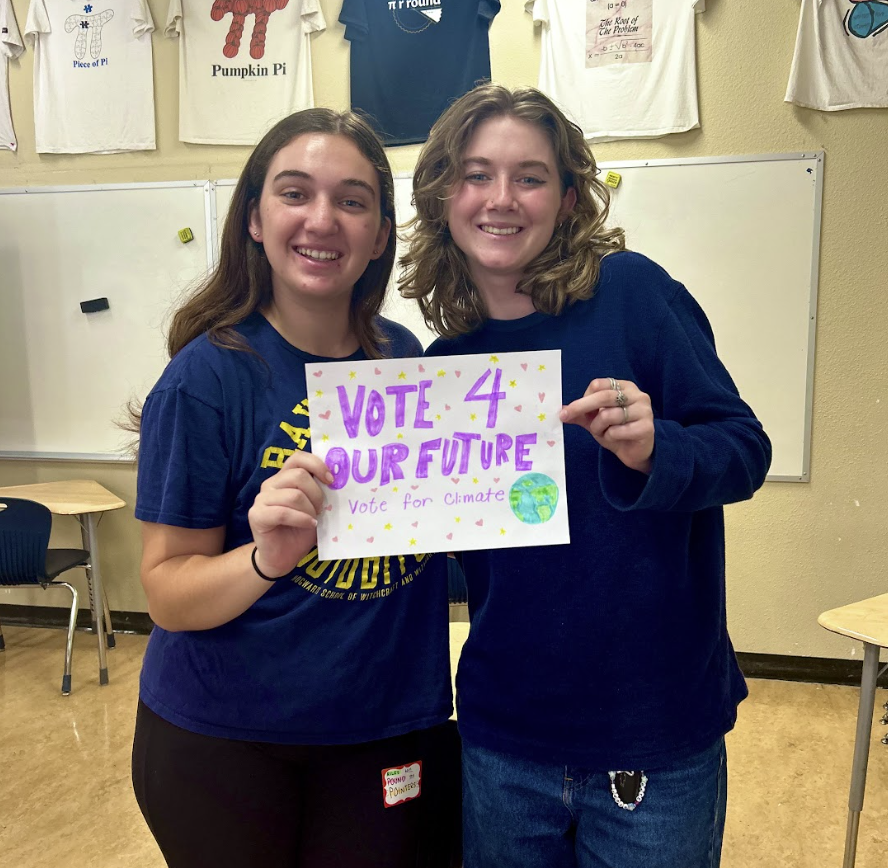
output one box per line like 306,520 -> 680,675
168,108 -> 396,361
399,84 -> 625,338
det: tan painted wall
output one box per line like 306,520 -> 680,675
1,0 -> 886,660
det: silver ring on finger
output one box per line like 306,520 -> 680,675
621,405 -> 630,424
608,377 -> 618,391
615,389 -> 627,408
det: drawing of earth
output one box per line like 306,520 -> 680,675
508,473 -> 559,524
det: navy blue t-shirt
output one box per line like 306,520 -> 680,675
136,313 -> 453,743
426,252 -> 772,769
339,0 -> 500,146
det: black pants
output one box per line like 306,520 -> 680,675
132,701 -> 462,868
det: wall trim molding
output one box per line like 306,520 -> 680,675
2,604 -> 886,689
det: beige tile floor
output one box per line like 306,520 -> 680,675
1,623 -> 887,868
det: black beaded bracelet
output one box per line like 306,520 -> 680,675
250,546 -> 295,582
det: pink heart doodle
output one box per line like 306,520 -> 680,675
371,488 -> 378,493
446,533 -> 453,541
418,364 -> 425,372
475,519 -> 484,527
515,405 -> 522,412
538,392 -> 545,402
366,536 -> 374,543
411,521 -> 418,528
520,363 -> 528,371
444,404 -> 451,411
493,477 -> 500,483
451,477 -> 460,484
374,367 -> 382,375
410,485 -> 419,490
332,536 -> 339,542
455,371 -> 461,378
547,440 -> 556,447
318,410 -> 331,420
324,504 -> 333,511
313,371 -> 323,377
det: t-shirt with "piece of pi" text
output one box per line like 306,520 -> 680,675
165,0 -> 325,145
24,0 -> 156,153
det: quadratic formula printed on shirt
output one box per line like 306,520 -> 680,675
586,0 -> 652,69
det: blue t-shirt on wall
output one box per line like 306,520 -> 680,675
339,0 -> 500,146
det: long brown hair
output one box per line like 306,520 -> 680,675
398,84 -> 625,338
170,108 -> 397,360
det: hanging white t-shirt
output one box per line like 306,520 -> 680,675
165,0 -> 324,146
786,0 -> 888,110
1,0 -> 24,152
25,0 -> 155,154
526,0 -> 705,142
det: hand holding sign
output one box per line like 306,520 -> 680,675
247,451 -> 333,578
309,350 -> 570,560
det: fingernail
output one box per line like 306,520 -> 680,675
559,409 -> 568,421
311,518 -> 318,527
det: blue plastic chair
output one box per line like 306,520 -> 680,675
0,497 -> 91,695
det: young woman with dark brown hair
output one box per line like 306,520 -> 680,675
131,109 -> 458,868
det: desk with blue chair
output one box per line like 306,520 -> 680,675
0,480 -> 126,693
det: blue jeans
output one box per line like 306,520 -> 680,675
462,736 -> 727,868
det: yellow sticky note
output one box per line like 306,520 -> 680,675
178,227 -> 194,243
604,171 -> 622,189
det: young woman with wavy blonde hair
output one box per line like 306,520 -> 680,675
401,84 -> 771,868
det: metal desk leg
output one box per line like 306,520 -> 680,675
843,642 -> 879,868
79,513 -> 109,685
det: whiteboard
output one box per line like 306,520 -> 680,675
384,155 -> 821,481
0,182 -> 213,460
598,154 -> 822,481
1,154 -> 820,477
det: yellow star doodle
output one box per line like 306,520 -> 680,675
538,413 -> 546,421
349,371 -> 357,380
437,370 -> 446,377
398,372 -> 407,380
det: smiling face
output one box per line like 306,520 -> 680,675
446,115 -> 576,305
248,133 -> 391,309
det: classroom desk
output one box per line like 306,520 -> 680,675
0,479 -> 126,686
819,594 -> 888,868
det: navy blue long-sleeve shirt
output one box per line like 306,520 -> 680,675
425,251 -> 772,768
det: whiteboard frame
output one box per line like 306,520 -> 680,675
595,152 -> 824,482
0,180 -> 215,462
